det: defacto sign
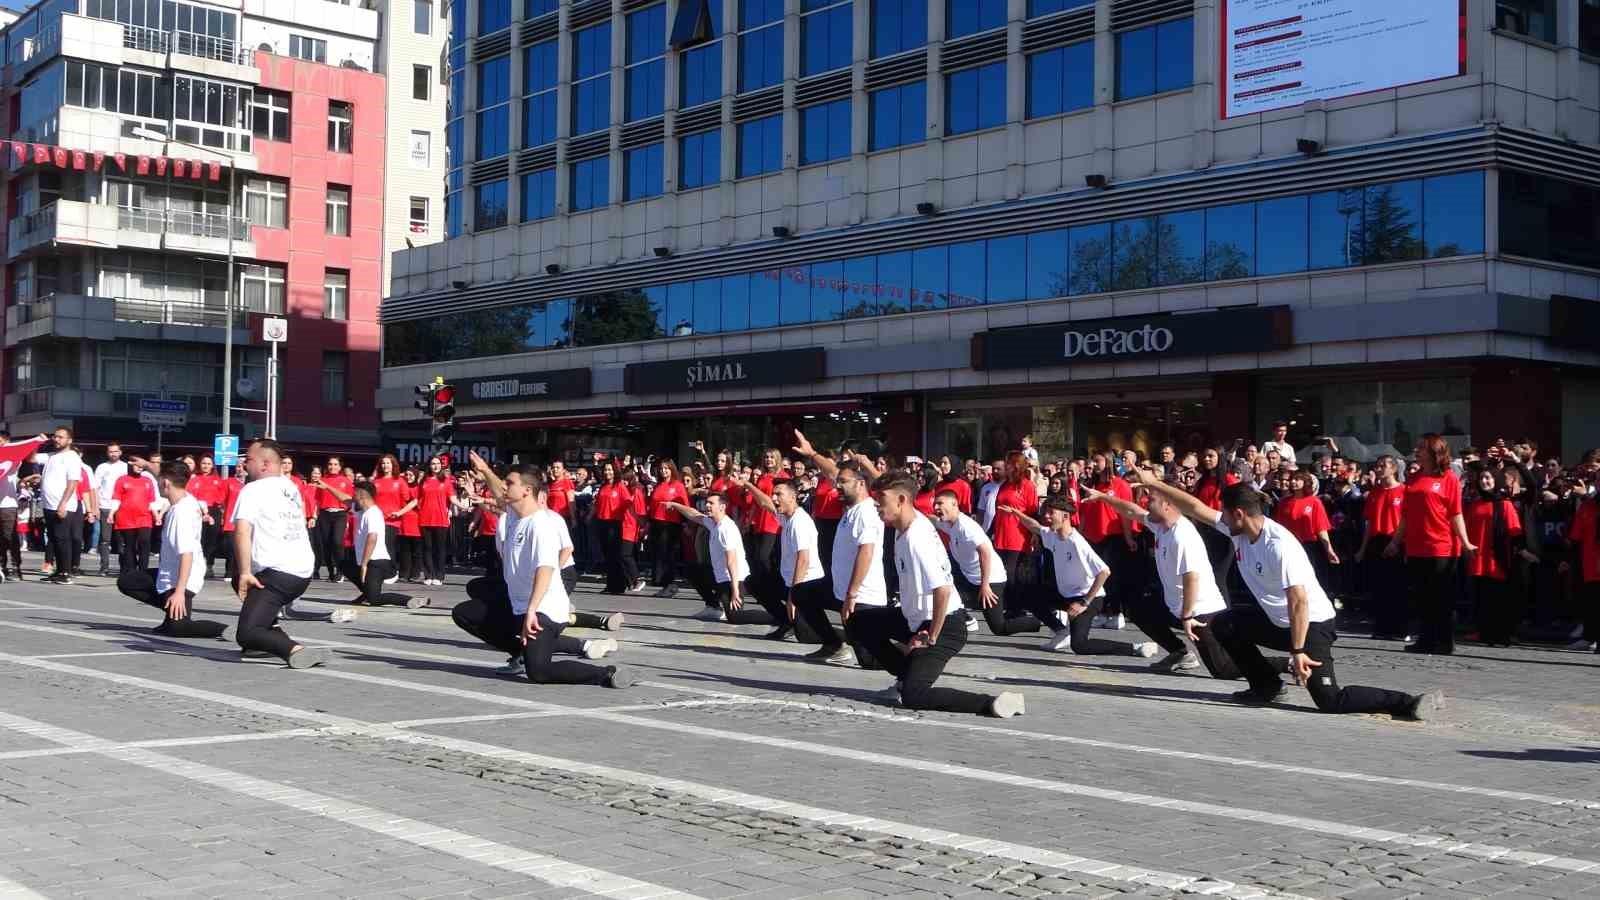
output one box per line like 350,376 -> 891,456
1220,0 -> 1465,119
624,348 -> 827,394
455,368 -> 592,406
971,307 -> 1293,370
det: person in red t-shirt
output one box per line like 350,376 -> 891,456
310,456 -> 355,582
936,456 -> 973,515
990,451 -> 1039,588
1561,493 -> 1600,652
187,455 -> 226,578
546,460 -> 576,524
1356,456 -> 1410,640
1275,470 -> 1339,592
811,463 -> 844,573
1463,467 -> 1530,647
371,454 -> 412,577
113,467 -> 157,573
1387,434 -> 1476,655
649,460 -> 690,595
416,456 -> 453,586
398,469 -> 423,582
705,448 -> 743,526
619,468 -> 648,592
220,466 -> 245,579
593,460 -> 632,594
746,448 -> 790,614
1076,453 -> 1138,626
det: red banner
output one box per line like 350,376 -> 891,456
172,159 -> 186,178
32,144 -> 47,164
18,143 -> 233,181
114,152 -> 127,172
136,155 -> 150,175
0,440 -> 45,480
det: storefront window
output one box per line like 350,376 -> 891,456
1254,377 -> 1472,461
927,399 -> 1218,464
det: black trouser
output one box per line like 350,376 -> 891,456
450,517 -> 471,565
1210,603 -> 1414,714
222,530 -> 239,580
1052,594 -> 1139,655
202,508 -> 223,574
711,581 -> 777,625
649,520 -> 680,586
453,577 -> 605,678
844,607 -> 994,715
1122,594 -> 1240,678
97,516 -> 118,572
597,520 -> 624,592
0,508 -> 20,572
316,510 -> 348,579
340,557 -> 399,605
791,579 -> 843,646
747,531 -> 780,611
236,568 -> 310,661
421,526 -> 448,580
399,535 -> 422,580
618,536 -> 640,590
1472,575 -> 1519,645
1366,537 -> 1410,637
1091,537 -> 1130,618
117,527 -> 150,575
816,518 -> 839,573
383,524 -> 399,565
953,570 -> 1042,635
1407,555 -> 1459,653
44,509 -> 82,573
687,561 -> 719,606
115,568 -> 226,638
1580,580 -> 1600,643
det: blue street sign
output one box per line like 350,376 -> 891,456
213,434 -> 240,466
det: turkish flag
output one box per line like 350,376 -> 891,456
190,159 -> 203,181
71,150 -> 86,170
12,143 -> 25,164
92,151 -> 105,171
51,147 -> 67,168
114,152 -> 127,172
172,159 -> 186,178
136,155 -> 150,175
0,440 -> 45,480
208,161 -> 221,181
32,144 -> 48,164
153,157 -> 167,176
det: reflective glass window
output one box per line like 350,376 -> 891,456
1026,41 -> 1093,118
1361,180 -> 1424,264
811,259 -> 844,320
1025,228 -> 1068,299
570,156 -> 610,211
1309,188 -> 1365,270
723,272 -> 753,331
478,0 -> 510,35
1112,216 -> 1155,289
474,178 -> 507,230
680,128 -> 723,189
987,235 -> 1027,303
1422,171 -> 1484,257
1204,202 -> 1255,281
780,265 -> 811,324
1157,210 -> 1204,286
946,62 -> 1005,135
869,80 -> 925,150
748,269 -> 780,327
626,4 -> 666,121
842,255 -> 877,318
802,0 -> 852,76
521,168 -> 555,221
1255,195 -> 1308,276
682,42 -> 722,107
1116,17 -> 1191,100
871,0 -> 926,58
625,142 -> 663,200
801,98 -> 851,165
738,114 -> 782,177
948,0 -> 1005,38
523,40 -> 558,146
1068,222 -> 1111,294
694,277 -> 722,333
876,250 -> 911,314
916,244 -> 952,310
1028,0 -> 1093,16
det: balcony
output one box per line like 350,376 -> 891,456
15,20 -> 61,75
6,201 -> 123,258
5,293 -> 251,348
116,205 -> 252,255
119,21 -> 258,81
7,386 -> 223,420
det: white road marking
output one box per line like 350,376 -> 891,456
0,873 -> 48,899
0,709 -> 706,900
25,651 -> 149,660
0,600 -> 1594,814
0,727 -> 322,761
0,647 -> 1291,898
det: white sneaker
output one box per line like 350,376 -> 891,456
582,638 -> 618,660
495,655 -> 525,675
692,606 -> 727,622
964,615 -> 979,633
1110,614 -> 1127,630
328,608 -> 358,624
1132,642 -> 1159,659
1566,639 -> 1596,652
630,579 -> 647,593
987,691 -> 1025,718
1043,628 -> 1073,652
1091,614 -> 1108,628
383,575 -> 399,585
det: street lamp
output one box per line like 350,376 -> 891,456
130,127 -> 242,438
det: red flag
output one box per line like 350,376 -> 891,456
51,147 -> 67,168
12,143 -> 25,164
190,159 -> 203,181
32,144 -> 48,164
208,161 -> 221,181
114,152 -> 127,172
0,439 -> 45,481
172,159 -> 186,178
153,157 -> 167,176
71,150 -> 86,170
136,155 -> 150,175
92,151 -> 104,171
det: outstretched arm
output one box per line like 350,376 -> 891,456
663,501 -> 708,526
1083,485 -> 1147,524
469,452 -> 507,502
791,431 -> 838,481
997,505 -> 1044,536
1130,466 -> 1222,528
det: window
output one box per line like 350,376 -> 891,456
1027,40 -> 1093,118
679,128 -> 722,188
476,178 -> 508,229
523,40 -> 558,147
410,130 -> 431,167
446,169 -> 463,237
869,79 -> 924,150
321,351 -> 348,404
1495,0 -> 1557,42
738,0 -> 783,92
1116,17 -> 1192,100
802,0 -> 852,76
945,62 -> 1004,135
476,55 -> 510,159
239,264 -> 286,314
800,98 -> 850,164
250,89 -> 290,141
414,0 -> 432,34
570,156 -> 609,211
323,270 -> 349,321
409,196 -> 429,231
625,142 -> 664,200
413,65 -> 431,100
289,34 -> 327,63
242,177 -> 287,228
870,0 -> 926,58
573,23 -> 612,135
1582,0 -> 1600,54
626,4 -> 666,121
521,168 -> 555,221
737,113 -> 782,177
327,101 -> 352,151
679,0 -> 724,105
325,185 -> 351,236
527,0 -> 556,16
1027,0 -> 1092,16
948,0 -> 1004,38
478,0 -> 510,35
1501,171 -> 1592,267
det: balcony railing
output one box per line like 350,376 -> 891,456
18,21 -> 60,67
117,205 -> 249,241
121,22 -> 252,65
12,293 -> 234,330
19,204 -> 56,238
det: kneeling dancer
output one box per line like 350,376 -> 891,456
232,439 -> 328,668
116,462 -> 229,639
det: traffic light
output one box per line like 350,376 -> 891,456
413,383 -> 435,416
430,383 -> 456,444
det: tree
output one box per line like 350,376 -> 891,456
1360,184 -> 1424,264
567,289 -> 663,347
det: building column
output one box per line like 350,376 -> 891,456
1003,0 -> 1026,199
1091,0 -> 1114,181
847,0 -> 870,224
923,0 -> 947,214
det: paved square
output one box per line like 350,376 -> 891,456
0,564 -> 1595,899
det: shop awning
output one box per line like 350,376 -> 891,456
628,398 -> 862,419
459,412 -> 611,431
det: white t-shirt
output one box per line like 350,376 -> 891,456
895,516 -> 956,630
1212,516 -> 1336,628
935,513 -> 1005,585
708,514 -> 748,585
156,493 -> 205,596
142,470 -> 168,517
0,474 -> 17,510
831,499 -> 887,605
356,505 -> 389,562
1040,529 -> 1108,600
504,511 -> 571,621
95,461 -> 127,509
1147,515 -> 1225,618
779,507 -> 824,587
230,475 -> 315,578
538,508 -> 575,570
977,481 -> 1000,531
1262,440 -> 1296,464
41,449 -> 83,512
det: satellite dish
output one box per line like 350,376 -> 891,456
236,375 -> 259,399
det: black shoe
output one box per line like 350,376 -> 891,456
1400,690 -> 1445,721
151,621 -> 174,635
803,644 -> 840,660
1230,684 -> 1285,705
1403,642 -> 1436,655
763,626 -> 793,641
604,665 -> 634,689
97,568 -> 110,578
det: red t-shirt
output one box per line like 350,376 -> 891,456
1568,499 -> 1600,584
546,477 -> 575,516
937,477 -> 972,514
417,476 -> 451,528
112,475 -> 155,530
288,475 -> 315,518
1464,499 -> 1522,581
1079,477 -> 1135,543
344,507 -> 355,547
594,482 -> 630,521
710,475 -> 741,519
188,473 -> 223,506
747,474 -> 787,535
622,487 -> 647,542
1274,494 -> 1332,543
914,490 -> 936,516
1193,473 -> 1239,511
372,476 -> 409,518
991,481 -> 1038,552
650,480 -> 689,522
221,478 -> 244,532
1363,484 -> 1405,536
398,482 -> 421,537
812,478 -> 843,520
477,507 -> 499,537
1402,472 -> 1462,558
316,473 -> 354,511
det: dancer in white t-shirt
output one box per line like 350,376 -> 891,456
231,439 -> 327,669
115,462 -> 229,640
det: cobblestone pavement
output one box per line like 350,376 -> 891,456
0,560 -> 1595,899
